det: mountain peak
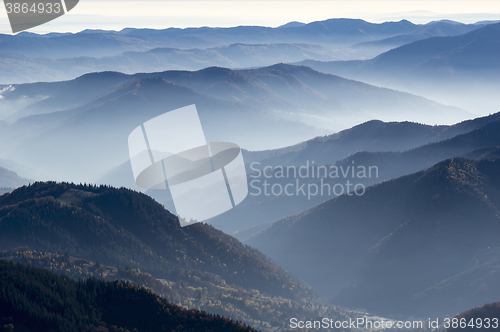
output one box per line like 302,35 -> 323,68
278,21 -> 306,28
196,66 -> 236,77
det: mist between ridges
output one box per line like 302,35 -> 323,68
248,161 -> 379,200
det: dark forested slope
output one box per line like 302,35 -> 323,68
0,182 -> 311,301
0,260 -> 257,332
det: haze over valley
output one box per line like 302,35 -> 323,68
1,13 -> 500,331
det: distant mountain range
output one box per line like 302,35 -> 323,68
247,157 -> 500,318
247,112 -> 500,169
352,19 -> 490,52
1,19 -> 485,58
196,112 -> 500,237
0,18 -> 487,84
297,22 -> 500,113
0,64 -> 468,182
0,166 -> 29,188
334,115 -> 500,181
0,43 -> 355,84
300,22 -> 500,81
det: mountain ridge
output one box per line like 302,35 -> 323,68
198,112 -> 500,237
297,22 -> 500,113
246,157 -> 500,317
0,64 -> 469,182
0,166 -> 30,189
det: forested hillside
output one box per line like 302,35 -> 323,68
0,247 -> 348,329
0,260 -> 257,332
0,182 -> 352,329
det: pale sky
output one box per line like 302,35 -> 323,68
1,0 -> 500,34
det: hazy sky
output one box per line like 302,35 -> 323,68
1,0 -> 500,33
